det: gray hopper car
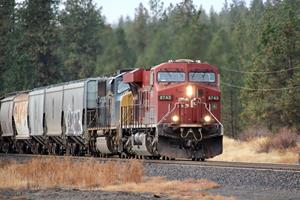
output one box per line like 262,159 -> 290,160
0,78 -> 108,155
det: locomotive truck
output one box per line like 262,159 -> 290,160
0,59 -> 223,160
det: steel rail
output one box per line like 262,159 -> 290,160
0,153 -> 299,172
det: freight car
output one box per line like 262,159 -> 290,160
0,59 -> 223,160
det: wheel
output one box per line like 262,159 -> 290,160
65,144 -> 71,156
120,152 -> 127,159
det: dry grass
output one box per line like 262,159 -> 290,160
0,158 -> 233,200
103,177 -> 233,200
211,136 -> 299,164
0,157 -> 143,189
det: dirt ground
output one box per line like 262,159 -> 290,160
0,188 -> 174,200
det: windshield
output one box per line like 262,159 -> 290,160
189,72 -> 216,83
157,72 -> 185,82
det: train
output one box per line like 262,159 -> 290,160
0,59 -> 223,160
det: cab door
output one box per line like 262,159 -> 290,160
112,77 -> 130,127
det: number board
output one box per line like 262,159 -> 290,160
159,95 -> 172,101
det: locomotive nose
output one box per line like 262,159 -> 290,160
172,83 -> 217,125
184,84 -> 202,99
186,85 -> 194,98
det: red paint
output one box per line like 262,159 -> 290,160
123,68 -> 144,84
125,61 -> 221,126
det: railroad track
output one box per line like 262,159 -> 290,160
1,153 -> 299,172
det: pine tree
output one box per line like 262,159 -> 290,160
241,0 -> 300,130
127,3 -> 150,66
0,0 -> 15,94
95,24 -> 134,75
27,0 -> 62,86
149,0 -> 164,22
2,0 -> 62,91
59,0 -> 105,79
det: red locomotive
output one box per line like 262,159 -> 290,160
119,59 -> 223,160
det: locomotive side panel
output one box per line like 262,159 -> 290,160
87,80 -> 98,109
0,96 -> 16,137
98,80 -> 109,127
63,82 -> 84,136
28,89 -> 45,136
120,91 -> 134,127
13,93 -> 30,139
45,85 -> 64,136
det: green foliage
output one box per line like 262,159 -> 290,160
1,0 -> 299,135
2,0 -> 62,91
95,25 -> 134,74
0,0 -> 15,94
59,0 -> 105,80
241,0 -> 300,131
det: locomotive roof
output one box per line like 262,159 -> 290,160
151,59 -> 219,72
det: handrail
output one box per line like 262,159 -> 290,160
157,102 -> 179,125
198,100 -> 224,135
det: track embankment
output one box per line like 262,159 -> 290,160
1,154 -> 299,200
0,153 -> 299,172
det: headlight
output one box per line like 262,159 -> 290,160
204,115 -> 212,123
186,85 -> 194,98
172,115 -> 179,122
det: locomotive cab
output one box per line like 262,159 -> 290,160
154,60 -> 221,126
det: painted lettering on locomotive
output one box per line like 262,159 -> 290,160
0,59 -> 223,160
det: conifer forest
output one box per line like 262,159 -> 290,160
1,0 -> 300,137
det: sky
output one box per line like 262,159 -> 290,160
16,0 -> 252,24
95,0 -> 252,24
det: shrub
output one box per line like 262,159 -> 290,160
256,127 -> 299,153
240,126 -> 272,141
270,128 -> 298,150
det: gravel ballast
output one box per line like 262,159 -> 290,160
0,189 -> 173,200
144,163 -> 300,200
0,155 -> 299,199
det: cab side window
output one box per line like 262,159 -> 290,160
117,81 -> 130,94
